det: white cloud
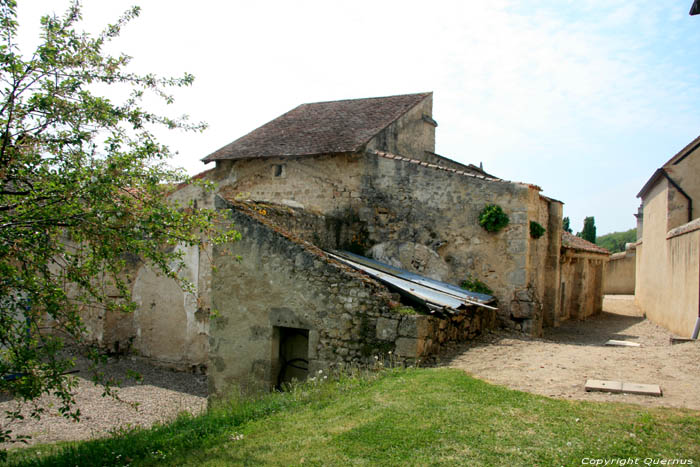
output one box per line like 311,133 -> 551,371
14,0 -> 700,233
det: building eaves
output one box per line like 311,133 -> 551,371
202,92 -> 432,163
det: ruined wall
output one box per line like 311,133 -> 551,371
80,181 -> 220,370
208,204 -> 496,397
365,94 -> 435,161
357,154 -> 558,334
214,151 -> 560,335
559,250 -> 606,321
603,246 -> 636,295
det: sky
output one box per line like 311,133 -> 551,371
14,1 -> 700,235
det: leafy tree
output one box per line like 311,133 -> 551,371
580,216 -> 596,243
0,0 -> 237,449
596,228 -> 636,253
562,216 -> 572,233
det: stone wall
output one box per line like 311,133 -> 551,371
603,245 -> 636,295
212,150 -> 562,336
559,250 -> 606,321
79,181 -> 217,371
208,201 -> 496,397
636,217 -> 700,337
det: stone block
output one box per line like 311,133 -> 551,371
510,211 -> 527,224
376,317 -> 399,341
507,269 -> 527,287
507,239 -> 526,254
510,300 -> 534,319
398,315 -> 433,338
515,289 -> 532,302
395,337 -> 419,357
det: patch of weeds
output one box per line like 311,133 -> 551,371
393,306 -> 417,315
460,275 -> 493,295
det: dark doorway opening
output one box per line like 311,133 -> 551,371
274,326 -> 309,389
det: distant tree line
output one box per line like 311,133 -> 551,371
595,228 -> 637,253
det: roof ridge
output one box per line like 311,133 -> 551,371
298,91 -> 431,107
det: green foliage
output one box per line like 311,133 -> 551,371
8,369 -> 700,466
596,228 -> 636,253
562,216 -> 572,233
0,0 -> 238,449
393,305 -> 417,315
529,221 -> 546,239
460,275 -> 493,295
478,204 -> 509,233
581,216 -> 597,243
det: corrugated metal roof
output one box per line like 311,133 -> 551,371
326,250 -> 497,314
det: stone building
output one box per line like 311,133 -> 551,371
84,92 -> 609,392
559,232 -> 609,323
635,133 -> 700,338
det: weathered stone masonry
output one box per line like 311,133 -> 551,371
208,199 -> 496,396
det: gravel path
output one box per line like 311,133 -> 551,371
1,357 -> 207,449
441,295 -> 700,411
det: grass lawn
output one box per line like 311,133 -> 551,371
6,368 -> 700,466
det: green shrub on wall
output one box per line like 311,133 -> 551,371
530,221 -> 546,239
478,204 -> 509,233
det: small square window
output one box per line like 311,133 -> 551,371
273,164 -> 285,177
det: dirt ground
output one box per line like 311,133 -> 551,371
3,295 -> 698,449
0,357 -> 207,448
441,295 -> 700,411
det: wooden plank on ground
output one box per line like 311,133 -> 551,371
621,382 -> 662,397
585,379 -> 622,393
585,379 -> 662,397
605,339 -> 641,347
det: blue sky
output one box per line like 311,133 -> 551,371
16,1 -> 700,235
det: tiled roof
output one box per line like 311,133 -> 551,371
561,231 -> 610,255
202,93 -> 431,162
